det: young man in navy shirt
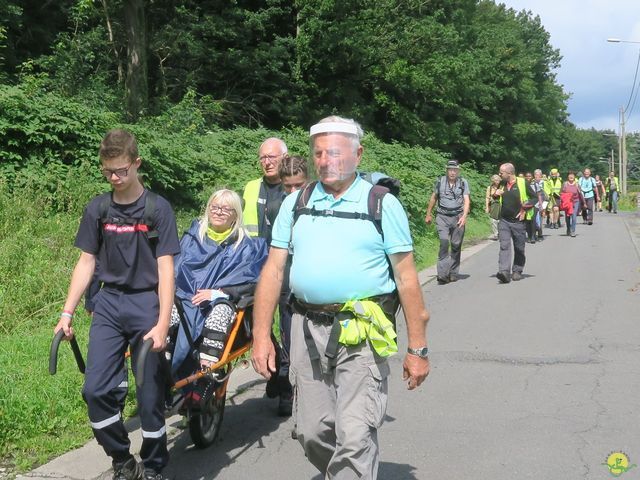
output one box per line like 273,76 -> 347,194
55,129 -> 180,480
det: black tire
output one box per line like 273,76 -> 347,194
188,390 -> 225,448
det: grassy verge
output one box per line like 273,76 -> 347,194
619,191 -> 640,211
0,193 -> 197,475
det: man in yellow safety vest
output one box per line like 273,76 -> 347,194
242,137 -> 294,416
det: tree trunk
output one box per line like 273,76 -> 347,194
124,0 -> 147,122
100,0 -> 123,84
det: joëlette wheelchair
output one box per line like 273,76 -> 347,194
49,294 -> 255,449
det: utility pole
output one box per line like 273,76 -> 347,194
619,106 -> 627,195
611,148 -> 615,174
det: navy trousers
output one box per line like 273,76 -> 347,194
278,292 -> 293,395
83,288 -> 169,472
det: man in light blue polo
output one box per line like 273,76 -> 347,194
251,116 -> 431,479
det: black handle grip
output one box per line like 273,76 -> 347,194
49,330 -> 64,375
136,338 -> 154,388
70,337 -> 86,373
49,331 -> 86,374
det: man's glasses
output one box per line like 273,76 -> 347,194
101,163 -> 133,179
259,154 -> 282,164
209,205 -> 234,215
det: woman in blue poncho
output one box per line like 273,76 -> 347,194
169,189 -> 267,379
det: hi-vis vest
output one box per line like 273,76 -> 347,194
500,177 -> 534,220
242,178 -> 266,237
547,177 -> 562,195
605,176 -> 620,192
338,300 -> 398,357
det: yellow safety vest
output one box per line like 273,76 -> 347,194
500,177 -> 534,220
338,300 -> 398,357
548,177 -> 562,195
242,178 -> 263,237
605,177 -> 619,192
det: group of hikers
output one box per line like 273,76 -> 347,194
433,160 -> 621,286
55,116 -> 430,480
52,113 -> 625,479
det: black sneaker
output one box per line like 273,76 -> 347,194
113,457 -> 142,480
143,469 -> 164,480
265,372 -> 280,399
449,274 -> 458,283
511,272 -> 523,281
496,271 -> 511,284
436,276 -> 450,285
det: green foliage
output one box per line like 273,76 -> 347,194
0,183 -> 91,469
1,0 -> 571,173
0,83 -> 117,212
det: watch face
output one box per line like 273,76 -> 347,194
410,347 -> 428,357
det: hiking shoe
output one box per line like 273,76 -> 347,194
265,372 -> 280,399
278,391 -> 293,417
511,272 -> 523,281
436,276 -> 450,285
113,457 -> 142,480
143,469 -> 164,480
496,271 -> 511,284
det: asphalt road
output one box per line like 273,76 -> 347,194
18,210 -> 640,480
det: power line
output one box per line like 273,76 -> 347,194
626,74 -> 640,121
623,49 -> 640,117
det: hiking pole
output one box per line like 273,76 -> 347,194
49,329 -> 86,375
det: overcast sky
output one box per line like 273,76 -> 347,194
497,0 -> 640,133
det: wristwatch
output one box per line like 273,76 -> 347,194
407,346 -> 429,358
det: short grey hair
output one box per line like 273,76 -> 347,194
500,163 -> 515,175
258,137 -> 288,156
534,169 -> 542,176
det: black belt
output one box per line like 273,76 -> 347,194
292,293 -> 398,325
102,283 -> 157,294
292,298 -> 340,325
437,210 -> 463,217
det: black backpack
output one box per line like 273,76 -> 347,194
96,191 -> 160,246
291,172 -> 401,240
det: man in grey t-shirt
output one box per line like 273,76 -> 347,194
425,159 -> 471,284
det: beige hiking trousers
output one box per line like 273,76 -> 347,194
289,312 -> 390,479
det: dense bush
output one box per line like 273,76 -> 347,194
1,83 -> 490,233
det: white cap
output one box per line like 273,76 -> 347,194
309,122 -> 360,137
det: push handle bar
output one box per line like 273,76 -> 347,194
49,330 -> 86,375
135,338 -> 154,388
